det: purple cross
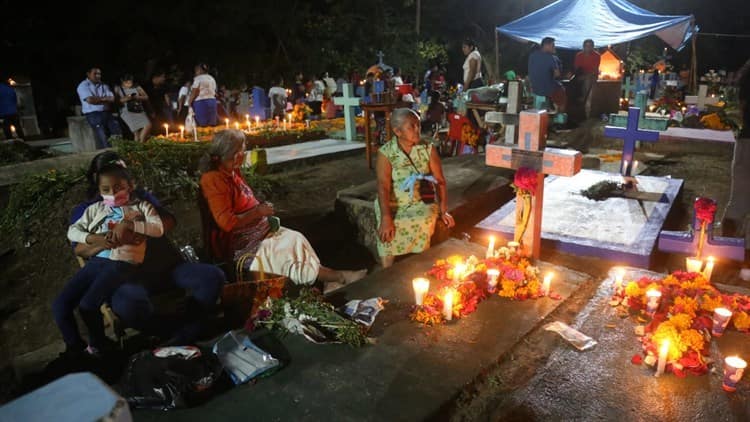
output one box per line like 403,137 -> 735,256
603,107 -> 660,176
658,200 -> 745,261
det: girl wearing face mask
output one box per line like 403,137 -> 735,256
54,162 -> 164,356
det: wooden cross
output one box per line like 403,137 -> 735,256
603,107 -> 660,176
658,200 -> 745,261
485,110 -> 583,259
333,83 -> 360,142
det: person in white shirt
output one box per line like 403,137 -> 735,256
177,79 -> 192,122
76,67 -> 121,148
268,78 -> 287,119
187,63 -> 217,127
462,38 -> 484,89
391,67 -> 404,86
307,75 -> 326,116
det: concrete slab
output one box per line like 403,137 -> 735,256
0,150 -> 101,186
476,169 -> 683,267
135,239 -> 591,421
336,154 -> 513,258
495,267 -> 750,421
260,138 -> 365,165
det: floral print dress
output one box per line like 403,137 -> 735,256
374,138 -> 439,257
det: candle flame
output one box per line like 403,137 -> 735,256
179,125 -> 184,130
726,356 -> 747,369
660,339 -> 670,356
646,289 -> 662,298
715,307 -> 732,317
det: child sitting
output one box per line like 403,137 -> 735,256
53,160 -> 164,356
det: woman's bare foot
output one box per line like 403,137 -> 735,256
323,281 -> 346,294
341,269 -> 367,284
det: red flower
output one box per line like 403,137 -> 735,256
513,167 -> 539,195
694,197 -> 717,224
631,354 -> 643,365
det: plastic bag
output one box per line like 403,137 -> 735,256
544,321 -> 598,351
341,298 -> 385,328
116,348 -> 223,410
212,332 -> 280,385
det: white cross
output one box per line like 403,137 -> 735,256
333,83 -> 360,142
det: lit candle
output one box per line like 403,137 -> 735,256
306,119 -> 310,129
703,256 -> 715,282
681,106 -> 687,113
288,113 -> 293,125
507,241 -> 520,254
179,125 -> 184,139
542,273 -> 553,296
655,339 -> 669,377
453,263 -> 466,283
412,277 -> 430,306
486,236 -> 495,259
443,290 -> 454,321
225,118 -> 229,129
646,290 -> 661,315
486,269 -> 500,293
712,307 -> 733,337
614,267 -> 625,295
234,122 -> 240,130
10,125 -> 17,138
193,124 -> 198,142
631,160 -> 639,175
723,356 -> 747,392
255,116 -> 260,127
162,123 -> 169,137
685,257 -> 703,273
622,159 -> 629,176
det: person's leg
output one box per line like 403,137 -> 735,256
110,283 -> 153,330
78,261 -> 134,349
381,255 -> 395,268
52,258 -> 105,349
551,86 -> 567,113
85,112 -> 109,149
141,121 -> 152,142
105,113 -> 122,141
166,263 -> 225,344
206,99 -> 218,126
582,74 -> 595,119
193,100 -> 207,127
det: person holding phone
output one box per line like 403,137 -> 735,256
76,67 -> 121,148
116,74 -> 151,142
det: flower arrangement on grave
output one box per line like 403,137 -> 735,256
693,197 -> 717,258
410,252 -> 553,325
612,270 -> 750,377
292,103 -> 313,123
249,288 -> 368,347
460,122 -> 479,147
511,167 -> 539,244
699,113 -> 734,131
652,87 -> 683,115
700,69 -> 724,95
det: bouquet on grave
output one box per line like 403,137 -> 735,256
611,270 -> 750,377
292,103 -> 313,123
250,288 -> 369,347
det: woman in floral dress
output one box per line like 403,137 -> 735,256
375,108 -> 455,268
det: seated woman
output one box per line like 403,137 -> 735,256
376,108 -> 456,268
70,152 -> 225,347
199,129 -> 366,293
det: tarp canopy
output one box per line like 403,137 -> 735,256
497,0 -> 697,51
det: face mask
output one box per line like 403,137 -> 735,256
102,189 -> 130,207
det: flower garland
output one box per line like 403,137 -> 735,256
613,270 -> 750,377
410,253 -> 556,325
511,167 -> 539,245
693,197 -> 717,258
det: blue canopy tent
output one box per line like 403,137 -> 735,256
496,0 -> 697,51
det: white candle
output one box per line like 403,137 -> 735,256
712,307 -> 733,337
631,160 -> 639,175
703,256 -> 715,281
486,236 -> 495,259
622,159 -> 629,176
179,125 -> 184,139
453,263 -> 466,284
193,124 -> 198,142
412,277 -> 430,306
686,257 -> 703,273
225,118 -> 229,129
542,273 -> 553,296
646,290 -> 661,314
655,339 -> 669,376
255,116 -> 260,127
10,125 -> 17,138
487,269 -> 500,292
306,119 -> 310,129
723,356 -> 747,392
234,122 -> 240,130
163,123 -> 169,137
443,290 -> 454,321
288,113 -> 293,125
615,267 -> 625,295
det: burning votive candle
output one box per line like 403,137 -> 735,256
255,116 -> 260,127
631,160 -> 639,175
412,277 -> 429,306
712,307 -> 733,337
614,268 -> 626,296
723,356 -> 747,392
163,123 -> 169,137
10,125 -> 17,138
487,269 -> 500,293
443,290 -> 454,321
234,122 -> 240,130
621,159 -> 629,176
646,290 -> 661,315
225,118 -> 229,129
685,256 -> 703,273
703,256 -> 715,282
179,125 -> 184,139
655,339 -> 669,377
542,273 -> 553,296
486,236 -> 495,259
453,263 -> 466,283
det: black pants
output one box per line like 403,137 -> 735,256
1,114 -> 24,139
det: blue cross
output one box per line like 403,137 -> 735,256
603,107 -> 660,175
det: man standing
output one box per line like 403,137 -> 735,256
574,39 -> 600,119
143,70 -> 171,129
528,37 -> 566,113
0,74 -> 24,140
76,67 -> 120,149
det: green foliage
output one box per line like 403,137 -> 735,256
624,39 -> 665,74
0,168 -> 85,234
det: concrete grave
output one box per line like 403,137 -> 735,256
495,267 -> 750,421
135,239 -> 591,421
66,116 -> 98,152
476,169 -> 684,267
336,154 -> 513,259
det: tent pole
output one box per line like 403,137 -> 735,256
690,35 -> 698,94
495,30 -> 500,83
